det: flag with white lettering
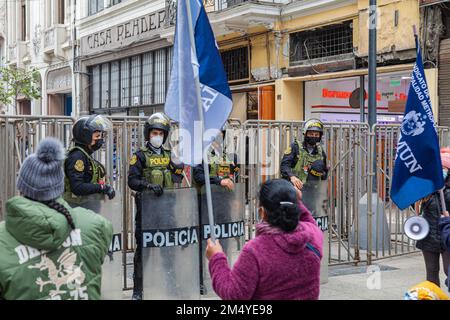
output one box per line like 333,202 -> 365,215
390,41 -> 444,210
164,0 -> 232,165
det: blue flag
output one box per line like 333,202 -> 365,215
390,43 -> 444,210
165,0 -> 232,165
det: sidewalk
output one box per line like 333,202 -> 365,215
122,252 -> 449,300
320,252 -> 448,300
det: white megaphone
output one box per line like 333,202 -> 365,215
404,216 -> 430,241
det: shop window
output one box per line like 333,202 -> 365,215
221,47 -> 249,82
290,21 -> 353,66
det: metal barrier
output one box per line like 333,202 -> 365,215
241,120 -> 450,266
0,115 -> 75,220
1,115 -> 450,293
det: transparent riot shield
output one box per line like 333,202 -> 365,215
301,179 -> 329,284
199,183 -> 245,297
67,194 -> 124,299
141,188 -> 200,300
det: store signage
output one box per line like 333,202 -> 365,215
81,9 -> 167,56
322,88 -> 407,101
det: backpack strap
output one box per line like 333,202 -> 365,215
306,242 -> 321,258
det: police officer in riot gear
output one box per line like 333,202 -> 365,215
193,128 -> 240,295
64,115 -> 116,206
128,112 -> 184,300
193,128 -> 239,189
281,119 -> 328,190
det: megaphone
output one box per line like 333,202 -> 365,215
404,216 -> 430,241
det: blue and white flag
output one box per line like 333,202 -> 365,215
165,0 -> 232,165
390,42 -> 444,210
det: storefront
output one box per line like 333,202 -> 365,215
304,70 -> 411,124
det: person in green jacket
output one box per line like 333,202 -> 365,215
0,137 -> 112,300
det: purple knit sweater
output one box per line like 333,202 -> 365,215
209,201 -> 323,300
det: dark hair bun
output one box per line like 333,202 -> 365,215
259,179 -> 300,232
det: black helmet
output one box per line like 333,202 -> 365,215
303,119 -> 324,136
72,115 -> 112,146
144,112 -> 171,142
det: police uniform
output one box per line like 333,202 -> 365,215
281,119 -> 328,184
128,112 -> 183,300
193,150 -> 240,187
63,115 -> 115,207
64,145 -> 106,202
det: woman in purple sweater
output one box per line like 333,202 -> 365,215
206,179 -> 323,300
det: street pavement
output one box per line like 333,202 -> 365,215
121,251 -> 449,300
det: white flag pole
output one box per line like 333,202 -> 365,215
185,0 -> 216,243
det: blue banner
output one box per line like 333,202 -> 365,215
164,0 -> 232,165
390,44 -> 444,210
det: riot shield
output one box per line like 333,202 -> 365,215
301,179 -> 329,284
68,194 -> 124,299
301,179 -> 328,218
199,183 -> 245,298
141,188 -> 200,300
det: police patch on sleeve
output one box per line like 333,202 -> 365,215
284,146 -> 292,155
130,154 -> 137,166
74,160 -> 84,172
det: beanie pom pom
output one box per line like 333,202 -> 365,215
36,137 -> 65,163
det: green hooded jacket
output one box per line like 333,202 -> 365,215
0,196 -> 112,300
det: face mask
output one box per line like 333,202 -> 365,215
150,135 -> 164,149
444,169 -> 448,180
305,136 -> 320,146
91,139 -> 104,151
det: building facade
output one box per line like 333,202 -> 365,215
3,0 -> 76,116
1,0 -> 448,125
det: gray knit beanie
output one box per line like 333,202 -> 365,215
17,137 -> 65,201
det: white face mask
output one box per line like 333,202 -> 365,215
150,135 -> 164,148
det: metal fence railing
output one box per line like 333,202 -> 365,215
1,116 -> 449,287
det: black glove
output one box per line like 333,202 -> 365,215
307,160 -> 327,181
147,184 -> 163,197
101,184 -> 116,200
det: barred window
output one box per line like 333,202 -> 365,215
142,52 -> 154,105
120,58 -> 130,107
91,66 -> 100,109
101,63 -> 109,108
290,21 -> 353,65
89,47 -> 172,112
221,47 -> 249,82
110,61 -> 120,108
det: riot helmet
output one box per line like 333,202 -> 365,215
72,114 -> 112,146
303,119 -> 324,146
144,112 -> 171,143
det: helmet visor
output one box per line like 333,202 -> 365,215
88,115 -> 113,132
